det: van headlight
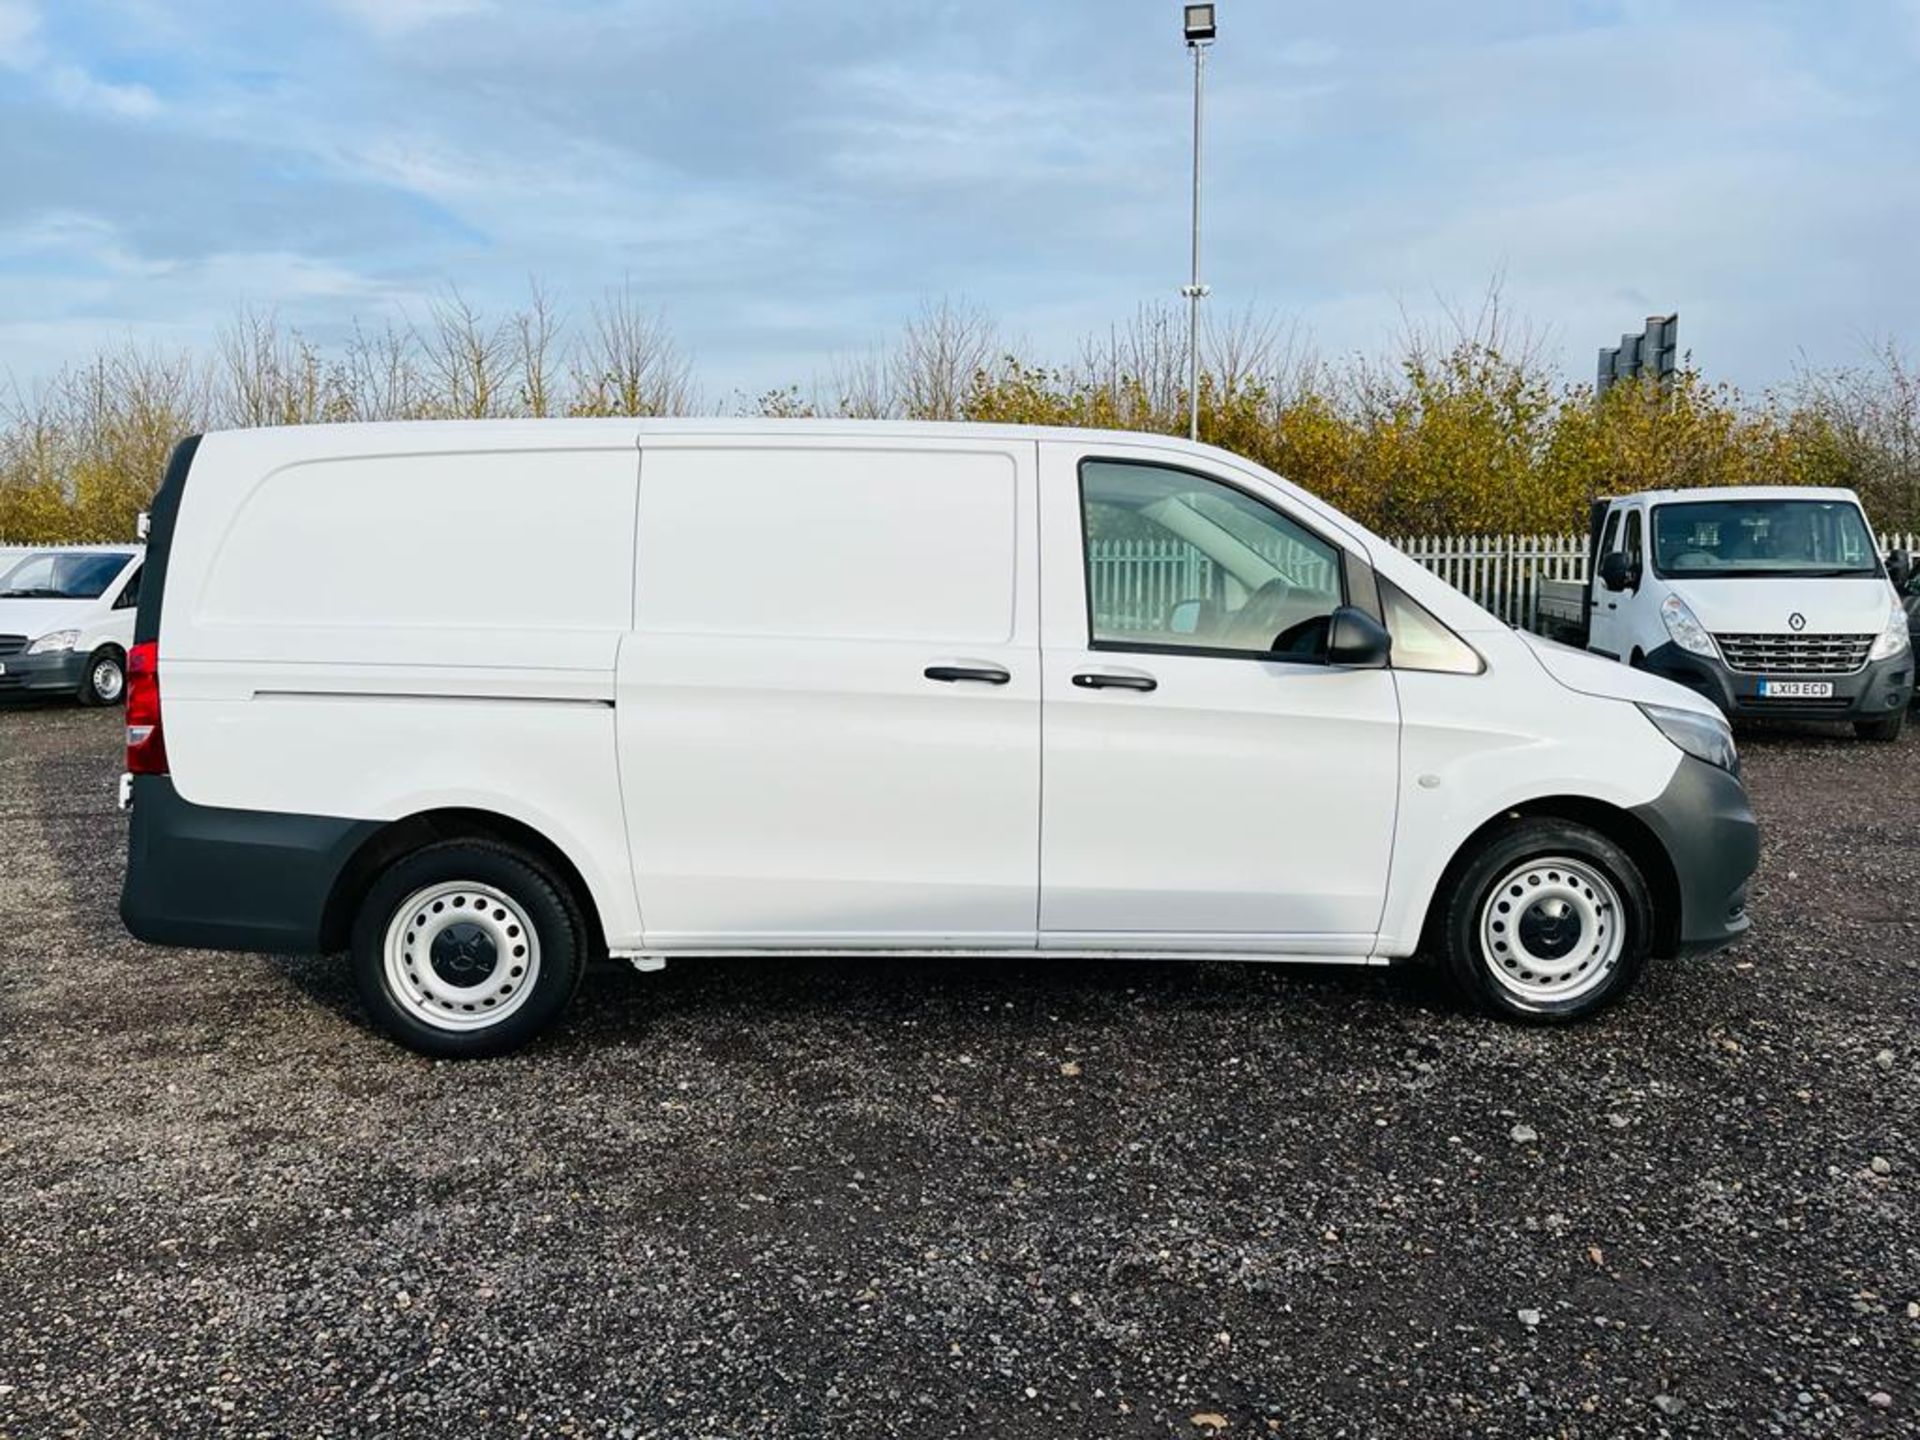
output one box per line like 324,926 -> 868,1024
1659,594 -> 1719,659
26,629 -> 81,655
1638,702 -> 1738,773
1868,599 -> 1911,661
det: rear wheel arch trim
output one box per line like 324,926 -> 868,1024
321,808 -> 608,958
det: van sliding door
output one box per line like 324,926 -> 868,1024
616,438 -> 1041,949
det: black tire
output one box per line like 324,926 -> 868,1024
78,647 -> 126,707
350,839 -> 588,1058
1439,818 -> 1653,1024
1854,710 -> 1906,742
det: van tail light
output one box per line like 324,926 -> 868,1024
126,641 -> 169,776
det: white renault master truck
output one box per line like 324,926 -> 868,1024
120,422 -> 1758,1056
0,544 -> 144,704
1537,487 -> 1913,740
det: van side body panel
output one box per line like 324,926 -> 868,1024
138,423 -> 647,950
1375,639 -> 1684,957
617,437 -> 1042,948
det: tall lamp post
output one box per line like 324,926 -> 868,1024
1181,4 -> 1216,443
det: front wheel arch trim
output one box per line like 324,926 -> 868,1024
1418,796 -> 1682,961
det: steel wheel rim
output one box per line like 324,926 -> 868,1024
1478,856 -> 1625,1010
92,658 -> 124,702
382,881 -> 541,1032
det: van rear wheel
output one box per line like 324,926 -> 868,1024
1440,819 -> 1652,1023
350,840 -> 586,1058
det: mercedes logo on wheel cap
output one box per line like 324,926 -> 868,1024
1788,612 -> 1806,631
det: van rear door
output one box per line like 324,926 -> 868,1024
616,436 -> 1040,949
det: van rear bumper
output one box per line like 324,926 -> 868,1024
121,776 -> 378,955
1643,642 -> 1913,722
1629,755 -> 1759,957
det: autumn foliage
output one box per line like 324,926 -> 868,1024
4,289 -> 1916,543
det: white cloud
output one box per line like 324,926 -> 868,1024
0,0 -> 160,119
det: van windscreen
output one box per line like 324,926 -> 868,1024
0,551 -> 134,600
1651,500 -> 1878,579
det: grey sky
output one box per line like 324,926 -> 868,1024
1,0 -> 1916,401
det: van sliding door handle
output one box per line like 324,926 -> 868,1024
1073,672 -> 1157,692
924,665 -> 1011,685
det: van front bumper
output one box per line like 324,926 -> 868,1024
121,775 -> 379,955
1629,754 -> 1759,957
0,648 -> 86,696
1643,642 -> 1913,723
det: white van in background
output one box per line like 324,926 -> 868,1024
1538,487 -> 1913,740
121,421 -> 1758,1056
0,544 -> 145,704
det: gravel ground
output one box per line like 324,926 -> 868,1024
1,703 -> 1916,1439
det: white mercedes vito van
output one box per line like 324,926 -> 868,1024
121,421 -> 1758,1056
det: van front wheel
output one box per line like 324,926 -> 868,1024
1440,819 -> 1652,1023
1854,710 -> 1905,742
350,840 -> 586,1058
79,647 -> 125,706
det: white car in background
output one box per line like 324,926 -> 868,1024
0,544 -> 145,705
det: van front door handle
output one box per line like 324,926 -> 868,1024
1073,672 -> 1158,692
924,665 -> 1010,685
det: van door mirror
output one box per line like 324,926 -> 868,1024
1324,605 -> 1391,669
1888,547 -> 1913,592
1599,551 -> 1637,592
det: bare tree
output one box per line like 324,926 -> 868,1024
1203,305 -> 1321,414
826,345 -> 895,419
216,307 -> 333,428
418,288 -> 521,419
514,281 -> 561,418
568,282 -> 694,417
338,319 -> 429,422
891,297 -> 996,421
1072,303 -> 1190,427
1794,340 -> 1920,530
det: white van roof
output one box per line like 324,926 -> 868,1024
1607,486 -> 1863,506
193,416 -> 1250,459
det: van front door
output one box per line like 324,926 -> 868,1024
1588,504 -> 1640,659
616,438 -> 1040,950
1037,444 -> 1400,953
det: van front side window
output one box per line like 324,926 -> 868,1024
1080,461 -> 1343,659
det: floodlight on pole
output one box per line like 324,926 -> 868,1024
1181,5 -> 1215,443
